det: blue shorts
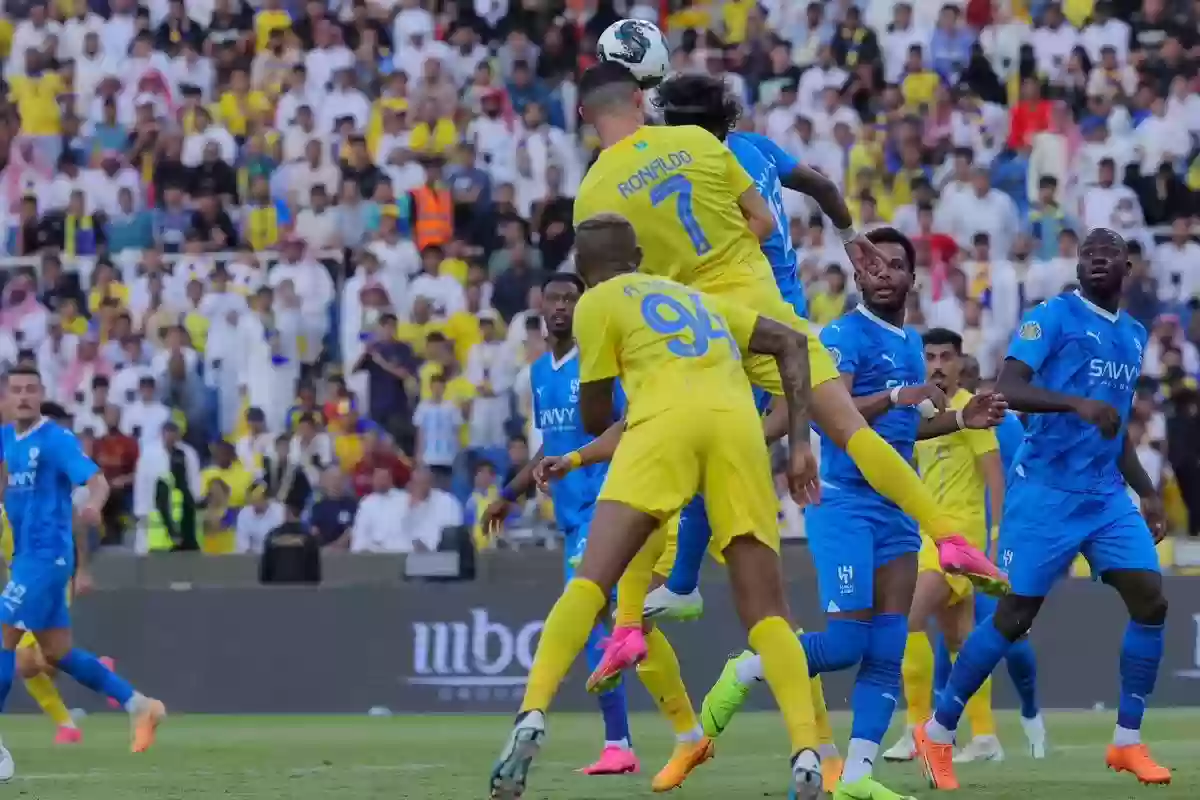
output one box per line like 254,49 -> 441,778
0,557 -> 72,632
999,476 -> 1160,598
805,485 -> 920,613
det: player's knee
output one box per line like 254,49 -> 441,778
814,618 -> 872,671
992,596 -> 1040,642
860,614 -> 905,688
1128,591 -> 1168,627
942,627 -> 967,653
15,648 -> 44,679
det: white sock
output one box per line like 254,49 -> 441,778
841,738 -> 879,783
676,725 -> 703,744
605,738 -> 631,750
734,654 -> 764,684
818,742 -> 841,760
793,748 -> 820,773
123,692 -> 148,715
925,718 -> 956,745
1113,725 -> 1141,747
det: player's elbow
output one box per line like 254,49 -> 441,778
747,213 -> 773,242
581,409 -> 609,438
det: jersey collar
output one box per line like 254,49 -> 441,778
855,304 -> 906,337
1073,290 -> 1118,323
13,417 -> 47,441
550,345 -> 578,371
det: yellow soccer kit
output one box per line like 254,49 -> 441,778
574,272 -> 778,555
573,124 -> 838,394
914,388 -> 999,600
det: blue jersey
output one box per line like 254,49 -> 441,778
995,412 -> 1025,473
530,349 -> 625,534
1007,291 -> 1147,494
726,131 -> 805,315
818,306 -> 925,492
2,419 -> 98,565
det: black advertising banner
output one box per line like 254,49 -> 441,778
27,574 -> 1200,714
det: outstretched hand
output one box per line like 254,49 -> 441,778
961,391 -> 1009,429
845,233 -> 889,275
532,457 -> 575,492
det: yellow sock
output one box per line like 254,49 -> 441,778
749,616 -> 817,755
520,578 -> 606,713
614,525 -> 665,628
810,675 -> 834,747
846,429 -> 956,540
903,631 -> 935,727
636,626 -> 699,736
25,673 -> 72,727
965,677 -> 996,738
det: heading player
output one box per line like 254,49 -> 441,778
645,72 -> 871,620
884,330 -> 1044,766
489,214 -> 826,800
481,273 -> 644,779
699,228 -> 1006,800
0,368 -> 166,779
915,228 -> 1172,789
571,62 -> 1006,634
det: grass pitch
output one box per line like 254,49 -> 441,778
0,709 -> 1195,798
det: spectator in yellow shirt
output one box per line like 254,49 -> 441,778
254,0 -> 291,52
202,441 -> 256,508
215,68 -> 272,138
808,265 -> 851,327
722,0 -> 757,44
408,98 -> 457,155
394,297 -> 448,358
8,52 -> 64,137
87,261 -> 130,314
418,333 -> 477,405
901,45 -> 940,111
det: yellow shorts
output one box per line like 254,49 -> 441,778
918,535 -> 974,602
599,407 -> 779,560
652,512 -> 682,578
707,279 -> 840,392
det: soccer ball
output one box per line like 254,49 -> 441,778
596,19 -> 671,88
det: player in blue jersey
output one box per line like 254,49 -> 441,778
915,228 -> 1171,789
643,72 -> 887,623
0,368 -> 165,778
480,273 -> 642,778
701,227 -> 1007,800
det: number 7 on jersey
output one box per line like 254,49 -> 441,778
650,174 -> 713,256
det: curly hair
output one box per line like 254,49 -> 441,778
653,73 -> 741,141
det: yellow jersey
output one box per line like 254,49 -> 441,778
574,125 -> 774,296
574,272 -> 758,428
201,464 -> 255,508
913,389 -> 998,539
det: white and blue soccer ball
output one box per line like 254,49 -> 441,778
596,18 -> 671,88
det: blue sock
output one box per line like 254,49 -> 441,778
1004,637 -> 1040,719
56,648 -> 135,706
933,633 -> 953,693
800,618 -> 871,677
664,495 -> 711,596
933,617 -> 1011,732
849,614 -> 906,744
585,624 -> 631,744
0,649 -> 13,712
1117,621 -> 1163,731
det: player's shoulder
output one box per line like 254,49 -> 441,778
1117,310 -> 1148,344
663,124 -> 724,150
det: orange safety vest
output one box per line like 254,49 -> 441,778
412,184 -> 453,251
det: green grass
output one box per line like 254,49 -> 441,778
0,710 -> 1196,798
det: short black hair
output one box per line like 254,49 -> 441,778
865,227 -> 917,273
923,327 -> 963,353
654,73 -> 741,141
40,401 -> 68,420
578,61 -> 640,110
6,366 -> 40,382
542,272 -> 585,294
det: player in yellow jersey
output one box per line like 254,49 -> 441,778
885,330 -> 1047,765
489,213 -> 826,800
571,63 -> 1008,622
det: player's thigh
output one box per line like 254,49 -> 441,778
998,481 -> 1085,598
918,534 -> 974,605
1081,493 -> 1162,578
873,513 -> 921,614
805,492 -> 877,616
599,414 -> 701,521
737,290 -> 839,395
699,409 -> 779,563
0,561 -> 72,639
909,567 -> 954,631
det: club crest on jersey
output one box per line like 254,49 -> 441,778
569,379 -> 579,404
1019,321 -> 1042,341
27,448 -> 38,467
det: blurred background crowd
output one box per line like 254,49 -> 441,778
0,0 -> 1196,563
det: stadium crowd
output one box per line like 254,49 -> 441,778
0,0 -> 1196,558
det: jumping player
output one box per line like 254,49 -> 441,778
0,368 -> 166,779
700,228 -> 1006,800
481,273 -> 643,779
914,228 -> 1171,789
488,213 -> 826,800
570,64 -> 1006,673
